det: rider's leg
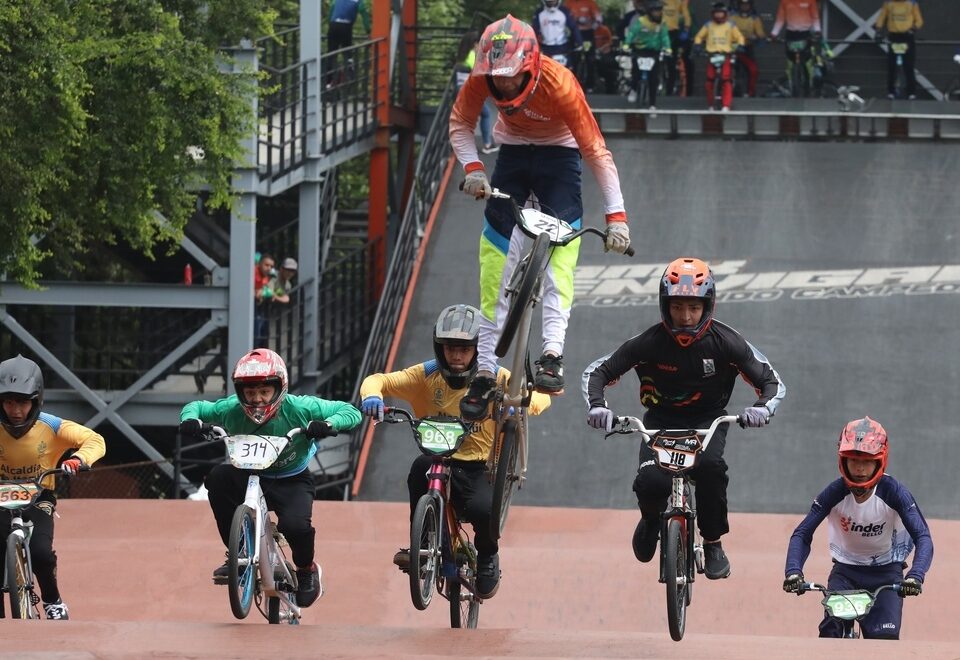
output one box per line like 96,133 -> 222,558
742,54 -> 759,97
704,59 -> 716,103
689,422 -> 730,543
205,463 -> 250,548
855,563 -> 905,639
405,454 -> 434,520
631,442 -> 671,562
450,462 -> 501,597
720,57 -> 734,109
666,31 -> 680,94
28,495 -> 62,607
0,513 -> 7,617
531,145 -> 583,393
885,48 -> 897,97
901,34 -> 918,97
265,471 -> 321,606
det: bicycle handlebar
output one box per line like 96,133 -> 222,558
606,414 -> 741,454
799,582 -> 903,598
202,424 -> 337,441
488,189 -> 635,257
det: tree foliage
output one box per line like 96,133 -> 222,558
0,0 -> 278,287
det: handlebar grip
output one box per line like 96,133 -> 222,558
624,245 -> 635,257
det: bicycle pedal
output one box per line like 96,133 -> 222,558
212,575 -> 229,586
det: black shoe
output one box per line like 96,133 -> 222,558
212,558 -> 229,583
295,562 -> 323,607
393,548 -> 410,572
460,375 -> 497,421
475,553 -> 500,598
534,354 -> 564,394
703,542 -> 731,579
632,518 -> 659,563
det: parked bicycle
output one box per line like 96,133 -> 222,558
201,423 -> 336,625
884,39 -> 912,100
1,467 -> 80,619
794,581 -> 905,639
785,36 -> 812,98
485,189 -> 634,540
632,49 -> 663,108
381,407 -> 482,628
606,414 -> 740,641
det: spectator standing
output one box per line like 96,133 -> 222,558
566,0 -> 604,89
875,0 -> 923,99
731,0 -> 766,97
254,253 -> 276,348
326,0 -> 371,89
533,0 -> 584,68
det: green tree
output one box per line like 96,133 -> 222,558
0,0 -> 277,287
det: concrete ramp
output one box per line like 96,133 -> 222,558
8,500 -> 955,656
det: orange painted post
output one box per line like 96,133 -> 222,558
368,0 -> 391,297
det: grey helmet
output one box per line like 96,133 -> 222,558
0,354 -> 44,438
432,304 -> 481,389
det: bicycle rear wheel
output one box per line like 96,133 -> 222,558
409,494 -> 441,610
5,534 -> 32,619
447,576 -> 480,628
495,232 -> 550,359
664,518 -> 688,641
228,505 -> 257,620
490,419 -> 520,540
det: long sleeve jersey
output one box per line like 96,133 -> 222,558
626,16 -> 672,53
663,0 -> 692,32
449,56 -> 627,223
771,0 -> 821,37
180,394 -> 361,478
731,12 -> 766,43
875,1 -> 923,34
0,413 -> 106,490
329,0 -> 371,33
533,5 -> 583,55
694,21 -> 746,54
583,320 -> 785,422
360,360 -> 550,462
565,0 -> 603,32
785,476 -> 934,582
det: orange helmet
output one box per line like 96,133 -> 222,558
658,257 -> 716,347
838,417 -> 888,492
472,15 -> 542,115
232,349 -> 288,424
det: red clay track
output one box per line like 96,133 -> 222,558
1,500 -> 956,657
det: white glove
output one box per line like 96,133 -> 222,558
462,170 -> 491,200
588,407 -> 614,432
605,222 -> 630,254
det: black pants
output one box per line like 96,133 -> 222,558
632,413 -> 730,542
887,33 -> 916,96
0,493 -> 59,615
326,21 -> 353,52
666,30 -> 693,95
407,455 -> 497,557
631,48 -> 662,107
205,464 -> 316,568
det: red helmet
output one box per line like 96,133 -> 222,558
838,416 -> 888,492
658,257 -> 716,347
232,349 -> 288,424
472,15 -> 542,115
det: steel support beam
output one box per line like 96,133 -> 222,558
0,282 -> 228,308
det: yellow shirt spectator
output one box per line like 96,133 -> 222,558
731,12 -> 766,43
875,0 -> 923,34
663,0 -> 692,32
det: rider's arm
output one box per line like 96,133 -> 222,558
555,71 -> 627,223
659,24 -> 673,54
877,478 -> 934,582
359,364 -> 429,407
785,480 -> 846,576
582,333 -> 650,409
565,8 -> 584,49
37,413 -> 105,470
911,2 -> 923,31
771,1 -> 786,37
753,15 -> 766,40
448,75 -> 488,174
681,0 -> 692,31
874,3 -> 888,31
180,397 -> 234,427
292,394 -> 362,432
693,24 -> 708,46
719,324 -> 786,415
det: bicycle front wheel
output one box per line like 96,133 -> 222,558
409,495 -> 441,610
447,576 -> 481,628
490,419 -> 520,540
228,505 -> 257,620
495,232 -> 550,359
5,533 -> 32,619
664,518 -> 688,642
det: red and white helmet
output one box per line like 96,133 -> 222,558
472,15 -> 542,115
232,349 -> 288,424
838,416 -> 888,492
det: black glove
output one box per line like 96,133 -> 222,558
179,418 -> 206,435
306,420 -> 336,439
900,577 -> 922,597
783,573 -> 805,594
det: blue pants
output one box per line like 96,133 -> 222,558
819,562 -> 904,639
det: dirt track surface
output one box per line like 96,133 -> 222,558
0,500 -> 955,657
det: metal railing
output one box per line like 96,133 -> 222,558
319,39 -> 382,154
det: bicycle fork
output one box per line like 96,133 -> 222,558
659,478 -> 698,586
243,476 -> 300,613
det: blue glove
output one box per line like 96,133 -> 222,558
361,396 -> 384,422
900,577 -> 922,597
741,406 -> 770,428
679,30 -> 689,42
588,406 -> 613,432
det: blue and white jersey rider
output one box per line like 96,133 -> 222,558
533,0 -> 584,62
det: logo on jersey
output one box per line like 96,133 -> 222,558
702,359 -> 716,377
37,440 -> 48,458
657,363 -> 678,372
840,515 -> 886,537
433,388 -> 444,405
522,108 -> 550,121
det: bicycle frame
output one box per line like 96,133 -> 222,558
242,473 -> 299,611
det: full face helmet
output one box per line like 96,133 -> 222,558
433,304 -> 481,389
0,355 -> 43,438
659,257 -> 716,347
543,0 -> 562,7
712,1 -> 729,20
646,0 -> 664,21
472,15 -> 543,116
838,416 -> 888,494
738,0 -> 754,15
232,349 -> 288,424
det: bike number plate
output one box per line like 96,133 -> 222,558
823,592 -> 874,620
415,420 -> 466,455
226,435 -> 286,470
636,56 -> 656,71
651,432 -> 701,472
787,40 -> 808,52
891,43 -> 909,55
552,54 -> 568,67
710,54 -> 727,67
0,483 -> 39,509
518,208 -> 577,244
